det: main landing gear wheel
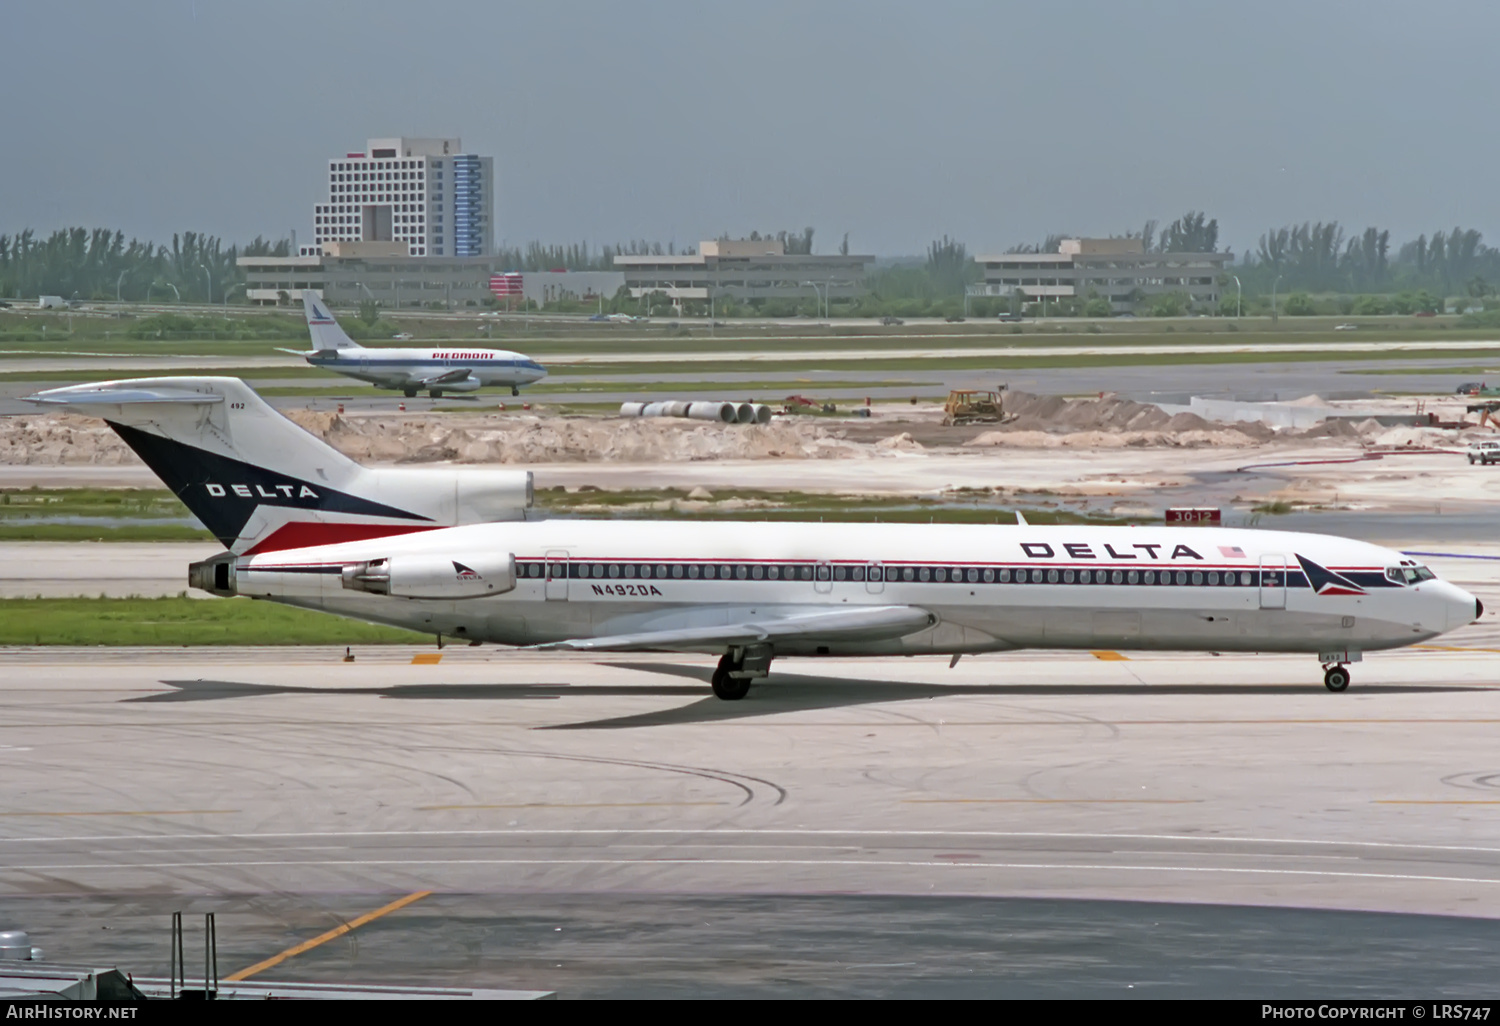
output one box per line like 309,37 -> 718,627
1323,665 -> 1351,692
403,388 -> 418,398
428,389 -> 442,398
711,653 -> 752,701
511,386 -> 520,397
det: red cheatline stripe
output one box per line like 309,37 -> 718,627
242,522 -> 440,555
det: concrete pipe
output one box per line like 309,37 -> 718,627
751,403 -> 773,425
620,402 -> 648,417
642,401 -> 673,417
662,400 -> 692,417
734,403 -> 756,424
687,401 -> 737,423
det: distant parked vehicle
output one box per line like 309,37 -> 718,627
997,312 -> 1023,322
392,332 -> 415,340
1413,310 -> 1437,318
587,314 -> 608,322
1457,382 -> 1485,395
945,315 -> 966,323
37,295 -> 67,310
880,316 -> 904,325
1467,439 -> 1500,465
1334,323 -> 1358,330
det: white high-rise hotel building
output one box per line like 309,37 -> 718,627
312,137 -> 493,257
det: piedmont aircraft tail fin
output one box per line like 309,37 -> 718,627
25,377 -> 532,555
302,290 -> 362,352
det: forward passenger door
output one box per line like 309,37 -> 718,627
1259,555 -> 1287,609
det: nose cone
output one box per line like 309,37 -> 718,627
527,364 -> 548,384
1442,582 -> 1483,631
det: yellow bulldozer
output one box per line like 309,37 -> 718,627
942,389 -> 1005,426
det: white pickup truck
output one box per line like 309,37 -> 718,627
1468,439 -> 1500,465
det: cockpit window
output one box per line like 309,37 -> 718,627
1390,566 -> 1436,584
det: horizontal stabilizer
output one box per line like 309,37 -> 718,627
25,383 -> 224,407
535,604 -> 935,653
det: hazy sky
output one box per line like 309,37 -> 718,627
3,1 -> 1495,257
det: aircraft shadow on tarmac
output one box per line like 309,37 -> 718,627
132,668 -> 1487,730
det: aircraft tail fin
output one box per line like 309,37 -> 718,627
24,377 -> 531,555
302,290 -> 362,351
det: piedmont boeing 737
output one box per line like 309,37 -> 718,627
289,292 -> 547,398
26,377 -> 1484,699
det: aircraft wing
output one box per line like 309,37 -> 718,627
416,368 -> 476,387
534,604 -> 935,652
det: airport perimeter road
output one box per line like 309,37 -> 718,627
3,645 -> 1500,918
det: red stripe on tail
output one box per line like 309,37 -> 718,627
243,522 -> 441,555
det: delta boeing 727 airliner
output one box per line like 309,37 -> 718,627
27,377 -> 1483,700
289,292 -> 547,398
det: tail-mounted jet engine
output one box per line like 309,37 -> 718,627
341,553 -> 517,599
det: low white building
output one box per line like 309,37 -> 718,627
613,238 -> 872,306
974,238 -> 1230,312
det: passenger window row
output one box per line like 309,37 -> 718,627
516,561 -> 1296,588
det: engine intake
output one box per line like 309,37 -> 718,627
341,552 -> 517,600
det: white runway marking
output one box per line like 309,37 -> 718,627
6,857 -> 1500,887
7,828 -> 1500,856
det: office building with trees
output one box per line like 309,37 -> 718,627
311,137 -> 493,258
974,237 -> 1230,315
613,236 -> 873,313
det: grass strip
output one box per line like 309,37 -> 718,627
537,489 -> 1134,525
548,346 -> 1500,377
0,365 -> 331,383
0,596 -> 430,646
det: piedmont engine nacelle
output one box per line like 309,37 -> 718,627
340,553 -> 517,600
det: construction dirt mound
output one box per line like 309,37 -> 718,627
3,395 -> 1445,468
0,415 -> 144,465
992,391 -> 1270,444
288,411 -> 874,463
966,427 -> 1263,449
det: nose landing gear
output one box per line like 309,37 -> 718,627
1322,664 -> 1351,692
1319,650 -> 1360,692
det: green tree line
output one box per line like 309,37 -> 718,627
0,227 -> 289,302
1240,222 -> 1500,298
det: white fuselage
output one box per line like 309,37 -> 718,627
308,347 -> 547,393
227,520 -> 1478,658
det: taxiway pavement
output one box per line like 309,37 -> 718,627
4,643 -> 1500,921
